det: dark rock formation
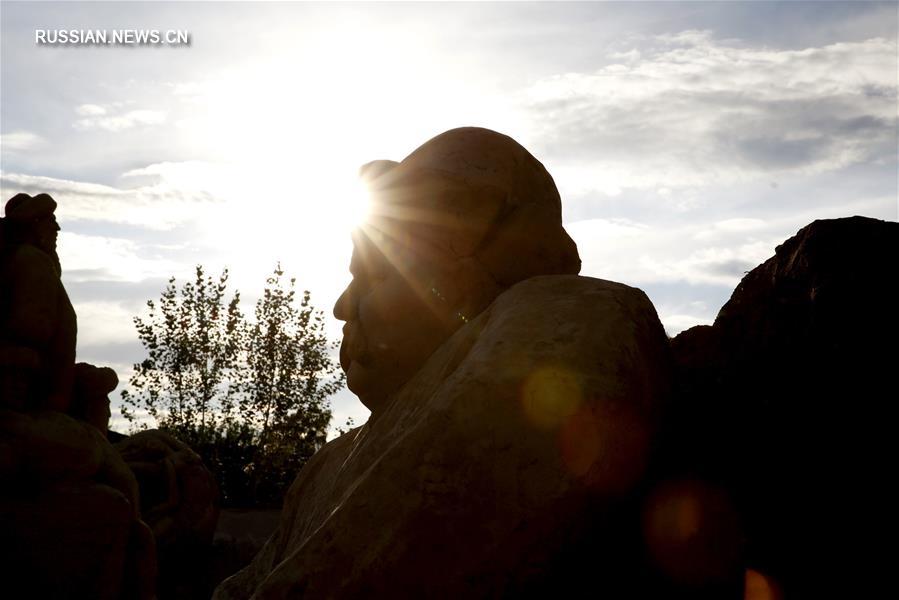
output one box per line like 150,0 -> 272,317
215,129 -> 676,598
115,429 -> 220,598
669,216 -> 898,597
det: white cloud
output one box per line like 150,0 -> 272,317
567,190 -> 895,294
74,104 -> 166,131
525,34 -> 897,198
59,232 -> 182,282
75,104 -> 107,117
1,160 -> 358,318
639,239 -> 775,287
0,130 -> 44,151
109,399 -> 153,434
659,313 -> 712,338
73,300 -> 139,347
121,161 -> 239,197
692,218 -> 767,241
1,170 -> 217,229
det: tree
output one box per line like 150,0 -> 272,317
121,266 -> 242,448
240,264 -> 343,503
121,264 -> 345,506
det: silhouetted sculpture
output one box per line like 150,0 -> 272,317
1,193 -> 156,599
115,429 -> 220,598
0,193 -> 75,412
71,362 -> 118,435
1,409 -> 158,598
214,128 -> 677,598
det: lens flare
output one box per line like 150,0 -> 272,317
643,480 -> 743,587
559,406 -> 602,476
744,569 -> 783,600
520,366 -> 581,429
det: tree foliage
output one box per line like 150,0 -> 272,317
242,264 -> 343,502
121,264 -> 345,507
121,267 -> 242,445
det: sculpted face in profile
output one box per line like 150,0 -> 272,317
334,222 -> 450,413
334,128 -> 581,412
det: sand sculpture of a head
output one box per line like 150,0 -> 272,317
334,127 -> 581,413
2,193 -> 61,269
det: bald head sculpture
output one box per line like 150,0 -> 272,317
334,127 -> 581,412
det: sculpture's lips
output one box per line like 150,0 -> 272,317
340,322 -> 370,370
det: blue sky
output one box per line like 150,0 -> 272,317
2,1 -> 897,431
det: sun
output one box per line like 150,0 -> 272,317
291,168 -> 373,236
347,178 -> 373,229
182,17 -> 493,299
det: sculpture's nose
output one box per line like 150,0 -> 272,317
333,285 -> 355,321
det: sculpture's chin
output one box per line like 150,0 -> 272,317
346,361 -> 383,413
344,360 -> 364,395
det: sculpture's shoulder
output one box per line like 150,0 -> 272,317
2,243 -> 59,299
496,274 -> 652,313
462,274 -> 664,373
384,274 -> 667,421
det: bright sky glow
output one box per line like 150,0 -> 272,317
1,1 -> 896,432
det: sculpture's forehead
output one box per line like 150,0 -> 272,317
362,171 -> 506,265
366,128 -> 561,234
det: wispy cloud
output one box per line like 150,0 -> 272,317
121,161 -> 240,198
567,190 -> 895,337
74,300 -> 143,347
75,104 -> 108,117
59,232 -> 183,283
525,33 -> 897,197
567,217 -> 775,288
0,130 -> 45,152
73,103 -> 166,132
1,170 -> 217,228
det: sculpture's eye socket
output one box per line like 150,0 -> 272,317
350,228 -> 396,287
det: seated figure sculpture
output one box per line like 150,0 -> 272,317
1,193 -> 156,599
0,193 -> 76,412
214,128 -> 676,598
